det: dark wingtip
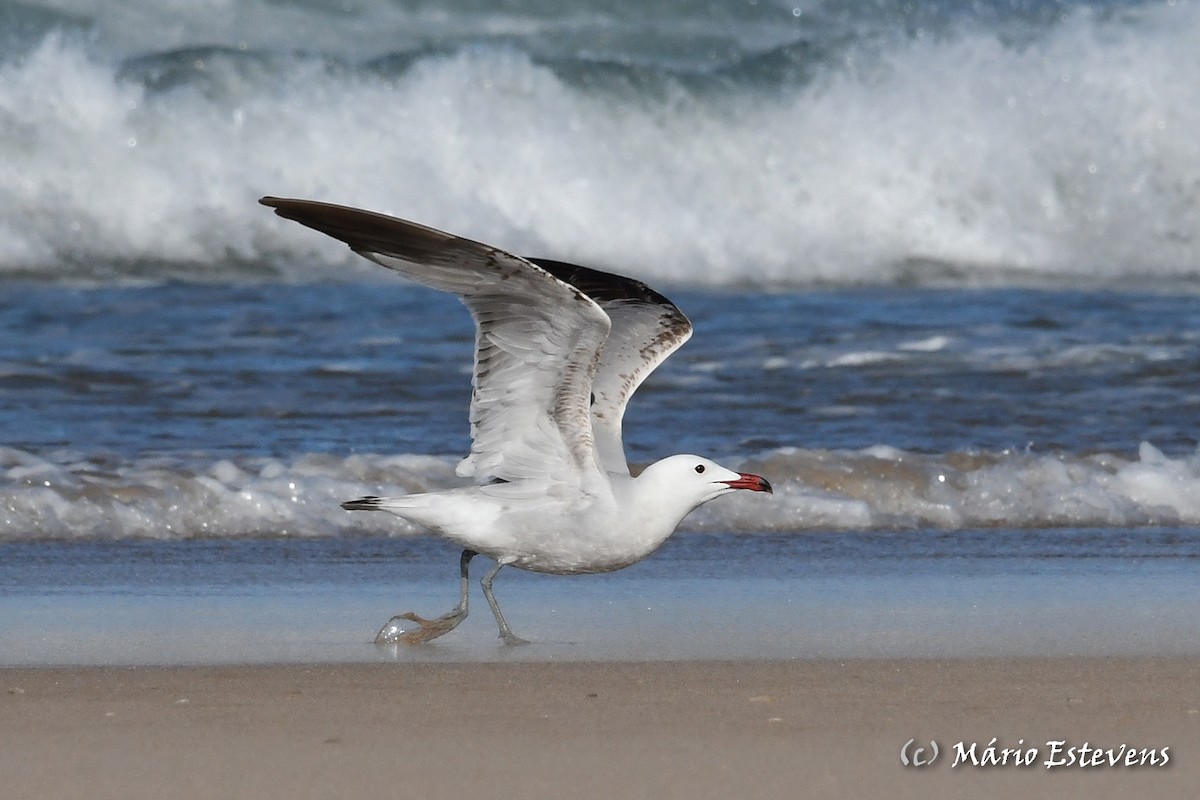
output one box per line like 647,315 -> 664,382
341,495 -> 382,511
528,257 -> 680,309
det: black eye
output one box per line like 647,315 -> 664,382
694,464 -> 706,474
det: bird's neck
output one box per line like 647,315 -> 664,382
625,459 -> 706,537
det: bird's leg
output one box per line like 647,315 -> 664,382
375,549 -> 476,645
480,559 -> 528,646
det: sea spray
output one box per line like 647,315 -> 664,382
0,1 -> 1197,285
5,443 -> 1200,540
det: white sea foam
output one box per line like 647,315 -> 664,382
4,442 -> 1200,540
706,442 -> 1200,531
0,2 -> 1198,285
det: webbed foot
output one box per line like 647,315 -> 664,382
500,631 -> 530,646
375,609 -> 467,645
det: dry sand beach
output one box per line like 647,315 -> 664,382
3,657 -> 1197,800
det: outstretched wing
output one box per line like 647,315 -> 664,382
530,260 -> 692,475
261,197 -> 611,485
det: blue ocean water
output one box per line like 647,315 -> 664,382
1,0 -> 1198,662
3,285 -> 1199,538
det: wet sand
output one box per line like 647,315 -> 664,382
2,657 -> 1197,799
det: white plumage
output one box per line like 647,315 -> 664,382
262,197 -> 771,644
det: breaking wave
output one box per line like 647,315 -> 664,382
4,442 -> 1200,540
1,1 -> 1198,286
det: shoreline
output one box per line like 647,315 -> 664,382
6,531 -> 1200,668
3,656 -> 1197,799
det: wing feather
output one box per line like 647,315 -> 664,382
261,197 -> 611,485
529,259 -> 692,474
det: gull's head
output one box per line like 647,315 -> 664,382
648,454 -> 773,505
631,455 -> 773,541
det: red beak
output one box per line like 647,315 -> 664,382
722,472 -> 773,493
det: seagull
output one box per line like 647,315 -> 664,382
261,197 -> 772,645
